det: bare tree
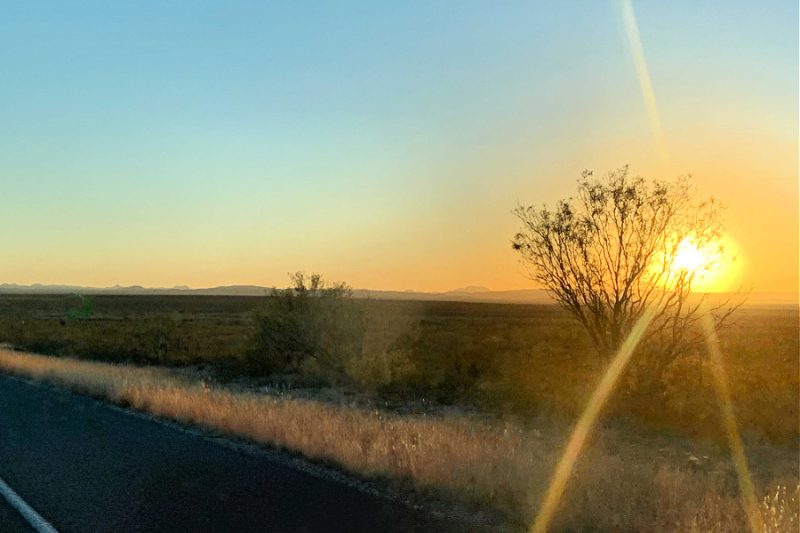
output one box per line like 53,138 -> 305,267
512,166 -> 740,391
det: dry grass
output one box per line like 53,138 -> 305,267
0,347 -> 796,532
2,296 -> 795,445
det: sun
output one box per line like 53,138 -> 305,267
673,238 -> 708,274
667,235 -> 741,292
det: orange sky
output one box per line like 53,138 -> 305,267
0,2 -> 796,293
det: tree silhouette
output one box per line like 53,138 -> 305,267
512,166 -> 740,392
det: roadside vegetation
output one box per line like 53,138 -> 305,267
0,291 -> 795,445
0,347 -> 796,532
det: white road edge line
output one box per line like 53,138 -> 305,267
0,476 -> 59,533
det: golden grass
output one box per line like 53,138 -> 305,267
0,347 -> 795,532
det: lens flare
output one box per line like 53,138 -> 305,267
530,302 -> 661,533
529,4 -> 758,531
530,302 -> 762,533
620,0 -> 672,174
700,310 -> 763,533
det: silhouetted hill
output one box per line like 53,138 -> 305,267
0,283 -> 795,306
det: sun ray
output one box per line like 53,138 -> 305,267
620,0 -> 672,175
700,310 -> 763,533
529,301 -> 661,533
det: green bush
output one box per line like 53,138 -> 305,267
65,294 -> 94,321
246,273 -> 366,381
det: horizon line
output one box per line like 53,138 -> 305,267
0,281 -> 796,297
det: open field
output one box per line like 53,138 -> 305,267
0,294 -> 796,444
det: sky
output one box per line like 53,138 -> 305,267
0,1 -> 796,292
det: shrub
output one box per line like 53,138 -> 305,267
64,294 -> 94,321
246,273 -> 366,381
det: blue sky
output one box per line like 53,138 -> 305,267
0,1 -> 796,291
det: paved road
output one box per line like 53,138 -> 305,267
0,497 -> 32,532
0,374 -> 463,532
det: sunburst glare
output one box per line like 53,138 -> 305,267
670,234 -> 740,292
673,238 -> 708,274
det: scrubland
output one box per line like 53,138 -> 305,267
0,294 -> 796,531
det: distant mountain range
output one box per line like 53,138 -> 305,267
0,282 -> 554,304
0,283 -> 275,297
0,283 -> 796,306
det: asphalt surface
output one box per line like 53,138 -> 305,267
0,497 -> 32,532
0,374 -> 462,532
